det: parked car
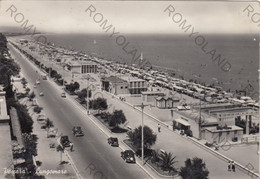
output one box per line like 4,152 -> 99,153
72,126 -> 84,137
61,92 -> 66,98
36,80 -> 40,85
47,128 -> 57,138
39,92 -> 44,96
37,114 -> 47,124
107,137 -> 119,147
42,75 -> 47,80
60,136 -> 71,147
121,150 -> 136,163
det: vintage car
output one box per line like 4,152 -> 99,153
61,92 -> 66,98
60,136 -> 71,148
72,126 -> 84,137
121,150 -> 136,163
107,137 -> 119,147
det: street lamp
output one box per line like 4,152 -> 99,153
198,90 -> 206,140
133,102 -> 150,165
85,74 -> 91,114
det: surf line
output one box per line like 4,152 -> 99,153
164,4 -> 231,73
85,5 -> 152,69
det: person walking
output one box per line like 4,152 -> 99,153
232,161 -> 236,172
158,124 -> 161,132
70,142 -> 74,152
228,161 -> 231,171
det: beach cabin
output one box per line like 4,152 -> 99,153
141,91 -> 165,103
156,96 -> 180,109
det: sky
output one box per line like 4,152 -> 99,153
0,1 -> 259,34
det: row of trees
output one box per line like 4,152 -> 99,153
3,36 -> 40,177
98,110 -> 127,129
126,125 -> 208,178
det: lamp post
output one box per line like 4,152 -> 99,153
134,102 -> 150,165
198,90 -> 206,140
85,74 -> 91,114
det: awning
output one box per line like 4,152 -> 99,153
174,118 -> 191,127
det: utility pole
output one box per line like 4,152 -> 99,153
86,74 -> 91,114
199,98 -> 202,140
198,90 -> 205,140
133,103 -> 150,165
115,72 -> 117,95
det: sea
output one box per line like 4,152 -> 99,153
32,33 -> 259,100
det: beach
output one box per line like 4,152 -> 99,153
14,33 -> 259,100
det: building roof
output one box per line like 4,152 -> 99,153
67,61 -> 96,67
205,125 -> 243,132
174,118 -> 191,126
141,91 -> 165,95
102,76 -> 127,84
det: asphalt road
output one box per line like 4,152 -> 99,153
8,42 -> 152,179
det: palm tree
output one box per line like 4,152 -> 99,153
179,157 -> 209,179
159,152 -> 177,172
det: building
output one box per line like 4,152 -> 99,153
203,126 -> 243,144
121,76 -> 148,94
0,91 -> 14,178
101,76 -> 129,95
141,91 -> 165,103
156,96 -> 180,108
66,61 -> 97,74
0,91 -> 10,123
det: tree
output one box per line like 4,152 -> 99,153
33,106 -> 42,113
0,54 -> 20,86
159,152 -> 177,172
21,77 -> 27,88
109,110 -> 127,128
66,82 -> 80,94
25,87 -> 30,95
127,125 -> 157,149
77,88 -> 92,103
44,118 -> 54,131
15,103 -> 34,133
22,133 -> 38,176
179,158 -> 209,179
28,91 -> 35,101
89,97 -> 108,111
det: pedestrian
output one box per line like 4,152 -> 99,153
70,142 -> 74,152
158,124 -> 161,132
232,161 -> 235,172
228,161 -> 231,171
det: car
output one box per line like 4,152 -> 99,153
36,80 -> 40,85
121,150 -> 136,163
42,75 -> 47,80
37,114 -> 47,124
60,136 -> 71,148
72,126 -> 84,137
47,128 -> 57,138
61,92 -> 66,98
39,92 -> 44,96
107,137 -> 119,147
